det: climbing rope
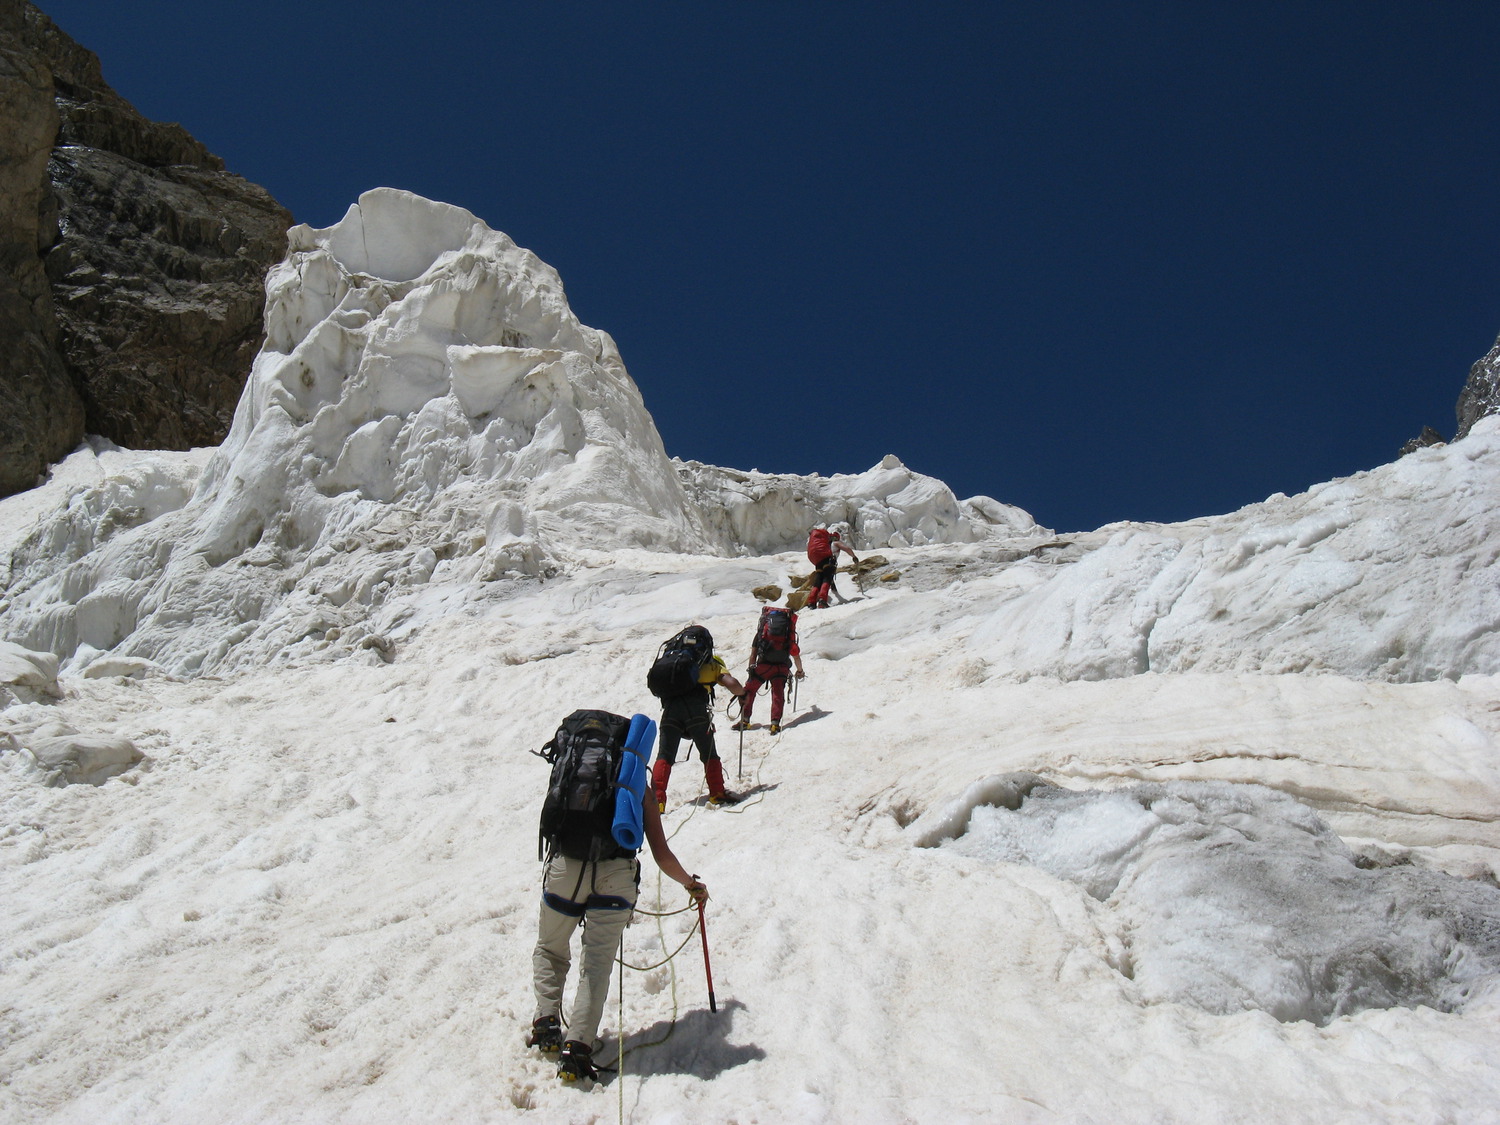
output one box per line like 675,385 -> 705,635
594,687 -> 802,1099
618,904 -> 701,971
598,874 -> 701,1093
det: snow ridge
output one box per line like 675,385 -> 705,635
969,419 -> 1500,683
0,188 -> 1495,686
0,190 -> 1023,676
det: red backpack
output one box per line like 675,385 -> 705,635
755,607 -> 795,664
807,528 -> 833,564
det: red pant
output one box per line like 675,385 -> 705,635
741,662 -> 791,723
807,556 -> 837,607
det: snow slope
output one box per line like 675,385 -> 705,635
968,423 -> 1500,682
2,190 -> 1499,1124
2,550 -> 1498,1124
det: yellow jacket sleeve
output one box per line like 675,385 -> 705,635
699,655 -> 727,684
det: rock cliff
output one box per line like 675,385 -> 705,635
1456,332 -> 1500,442
0,0 -> 290,497
0,0 -> 80,497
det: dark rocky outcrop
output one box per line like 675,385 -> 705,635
0,0 -> 82,496
1456,333 -> 1500,442
1399,333 -> 1500,457
0,0 -> 291,498
1398,426 -> 1445,458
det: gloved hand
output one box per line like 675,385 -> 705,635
685,878 -> 709,904
795,670 -> 806,679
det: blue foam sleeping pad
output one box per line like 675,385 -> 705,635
612,713 -> 655,850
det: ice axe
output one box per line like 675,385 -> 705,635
698,898 -> 718,1013
728,693 -> 746,779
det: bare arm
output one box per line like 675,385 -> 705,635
717,671 -> 745,695
643,799 -> 708,902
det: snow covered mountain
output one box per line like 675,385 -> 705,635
0,189 -> 1036,678
1,190 -> 1498,1123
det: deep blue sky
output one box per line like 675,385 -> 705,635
40,1 -> 1500,532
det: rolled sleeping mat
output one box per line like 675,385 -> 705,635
612,714 -> 656,850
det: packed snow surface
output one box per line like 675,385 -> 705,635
932,777 -> 1500,1025
969,428 -> 1500,681
3,190 -> 1500,1123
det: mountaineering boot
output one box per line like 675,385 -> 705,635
769,722 -> 781,735
526,1013 -> 561,1053
731,718 -> 750,731
557,1040 -> 598,1082
652,758 -> 673,813
704,756 -> 726,797
704,758 -> 741,806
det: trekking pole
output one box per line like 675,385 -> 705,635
792,673 -> 800,713
618,942 -> 627,1103
738,725 -> 744,780
697,897 -> 717,1013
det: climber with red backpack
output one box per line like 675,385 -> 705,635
805,526 -> 859,610
733,605 -> 805,735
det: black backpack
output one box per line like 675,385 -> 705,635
754,607 -> 794,664
536,709 -> 634,862
647,625 -> 715,699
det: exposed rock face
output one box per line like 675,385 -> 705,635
1456,333 -> 1500,442
0,0 -> 82,497
0,1 -> 291,499
1398,425 -> 1445,458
